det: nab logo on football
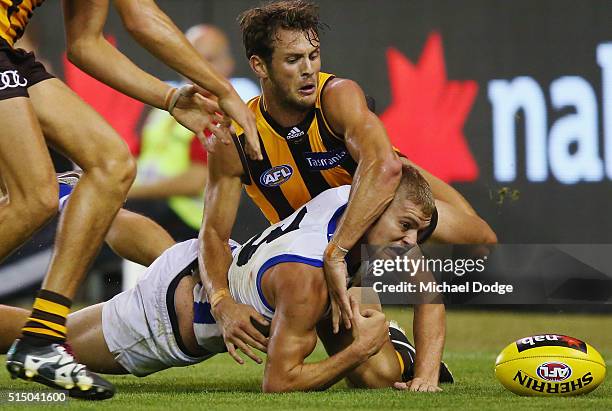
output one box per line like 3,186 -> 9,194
260,165 -> 293,187
537,362 -> 572,382
516,334 -> 587,353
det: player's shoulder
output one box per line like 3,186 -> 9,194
321,77 -> 366,103
320,77 -> 369,131
264,256 -> 327,311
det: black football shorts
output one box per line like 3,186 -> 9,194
0,38 -> 54,101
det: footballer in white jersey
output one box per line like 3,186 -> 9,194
195,185 -> 350,327
1,165 -> 452,391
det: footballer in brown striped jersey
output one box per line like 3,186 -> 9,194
200,0 -> 496,393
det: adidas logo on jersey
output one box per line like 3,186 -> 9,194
286,127 -> 305,141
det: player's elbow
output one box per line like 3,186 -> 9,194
484,226 -> 498,244
478,219 -> 498,244
202,225 -> 229,245
263,368 -> 313,393
262,380 -> 285,393
66,38 -> 90,68
123,15 -> 152,40
262,376 -> 295,393
120,4 -> 163,42
466,217 -> 497,245
370,155 -> 402,187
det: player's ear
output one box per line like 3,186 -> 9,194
250,55 -> 269,80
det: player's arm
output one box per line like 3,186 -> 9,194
62,0 -> 260,157
430,199 -> 497,244
128,164 -> 208,199
398,157 -> 497,244
113,0 -> 260,158
199,133 -> 269,364
400,156 -> 477,215
405,303 -> 446,391
263,264 -> 388,392
321,79 -> 402,331
63,0 -> 168,107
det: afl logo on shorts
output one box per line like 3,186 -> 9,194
260,165 -> 293,187
0,70 -> 27,90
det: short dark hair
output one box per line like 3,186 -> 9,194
396,165 -> 436,217
238,1 -> 324,64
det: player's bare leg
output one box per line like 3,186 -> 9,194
0,304 -> 126,375
104,209 -> 176,267
65,304 -> 127,375
0,305 -> 29,352
59,172 -> 176,267
28,79 -> 136,298
0,97 -> 58,261
6,79 -> 136,400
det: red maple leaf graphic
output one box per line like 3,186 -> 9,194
380,32 -> 479,183
559,335 -> 583,348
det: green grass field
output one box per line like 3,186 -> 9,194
0,309 -> 610,410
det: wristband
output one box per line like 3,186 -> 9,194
167,84 -> 194,114
210,288 -> 231,308
164,87 -> 178,113
329,237 -> 349,254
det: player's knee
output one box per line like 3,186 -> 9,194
119,154 -> 137,189
91,148 -> 137,194
106,151 -> 136,190
21,183 -> 58,226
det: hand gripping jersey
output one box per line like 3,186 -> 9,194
192,185 -> 350,352
0,0 -> 45,47
232,72 -> 357,224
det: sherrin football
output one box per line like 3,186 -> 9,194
495,334 -> 606,396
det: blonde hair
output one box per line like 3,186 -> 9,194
396,164 -> 435,217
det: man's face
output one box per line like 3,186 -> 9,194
266,28 -> 321,111
365,198 -> 432,247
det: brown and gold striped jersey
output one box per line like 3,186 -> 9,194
0,0 -> 45,47
233,72 -> 358,224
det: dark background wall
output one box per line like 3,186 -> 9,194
26,0 -> 612,244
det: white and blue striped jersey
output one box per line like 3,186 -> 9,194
192,185 -> 350,352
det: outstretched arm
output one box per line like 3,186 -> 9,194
431,200 -> 497,244
321,79 -> 402,332
398,157 -> 497,244
395,303 -> 446,392
62,0 -> 260,158
113,0 -> 230,98
128,164 -> 208,199
263,263 -> 389,392
199,134 -> 269,364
